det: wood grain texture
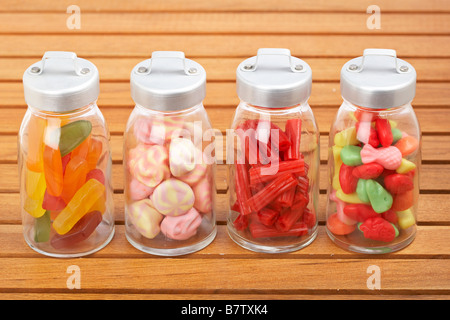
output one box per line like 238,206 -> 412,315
0,0 -> 449,300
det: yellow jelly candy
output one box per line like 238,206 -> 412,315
336,188 -> 366,204
25,169 -> 46,200
396,209 -> 416,229
396,158 -> 416,174
334,127 -> 358,147
332,146 -> 343,190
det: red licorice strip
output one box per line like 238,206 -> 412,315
235,163 -> 253,215
246,173 -> 298,213
233,213 -> 249,231
248,159 -> 305,185
249,221 -> 308,238
284,119 -> 302,160
275,193 -> 308,232
257,207 -> 279,226
303,208 -> 316,229
277,186 -> 296,208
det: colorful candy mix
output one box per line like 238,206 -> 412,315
328,111 -> 419,244
23,117 -> 108,250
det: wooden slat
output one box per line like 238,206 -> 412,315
1,0 -> 449,13
1,82 -> 450,108
0,256 -> 448,292
2,107 -> 450,135
0,13 -> 449,35
1,224 -> 449,258
0,35 -> 449,58
2,57 -> 449,82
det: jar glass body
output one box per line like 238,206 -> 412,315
18,102 -> 115,257
123,103 -> 217,256
326,99 -> 421,254
227,101 -> 320,253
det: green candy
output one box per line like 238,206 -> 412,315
391,128 -> 403,143
34,210 -> 51,242
365,179 -> 393,213
340,145 -> 363,166
356,179 -> 370,203
59,120 -> 92,156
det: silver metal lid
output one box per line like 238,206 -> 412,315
130,51 -> 206,111
236,48 -> 312,108
23,51 -> 99,112
341,49 -> 416,109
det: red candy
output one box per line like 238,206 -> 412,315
355,122 -> 380,147
339,164 -> 359,194
86,168 -> 106,185
42,190 -> 66,211
352,163 -> 384,179
343,204 -> 379,222
384,173 -> 414,194
375,118 -> 393,147
381,209 -> 398,224
359,216 -> 397,242
392,189 -> 414,211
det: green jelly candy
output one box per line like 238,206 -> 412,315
59,120 -> 92,157
340,145 -> 363,166
365,179 -> 393,213
392,128 -> 403,143
34,210 -> 51,242
356,179 -> 370,203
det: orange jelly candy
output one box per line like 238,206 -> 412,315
394,136 -> 419,157
61,156 -> 89,204
43,145 -> 64,197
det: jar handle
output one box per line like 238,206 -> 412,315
32,51 -> 85,76
136,51 -> 197,76
241,48 -> 305,73
349,49 -> 409,74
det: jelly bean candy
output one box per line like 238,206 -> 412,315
43,145 -> 64,197
352,163 -> 384,179
396,209 -> 416,229
336,188 -> 366,204
365,179 -> 393,213
59,120 -> 92,157
51,211 -> 103,249
339,164 -> 359,194
391,128 -> 402,143
360,144 -> 402,170
26,115 -> 46,172
381,209 -> 398,224
343,204 -> 379,222
340,145 -> 363,166
384,173 -> 414,194
53,179 -> 106,235
396,158 -> 416,174
375,118 -> 393,147
34,210 -> 51,243
332,145 -> 343,190
358,216 -> 398,242
394,135 -> 419,157
392,190 -> 414,211
334,127 -> 358,147
356,179 -> 370,203
327,213 -> 356,235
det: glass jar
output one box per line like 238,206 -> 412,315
19,51 -> 115,257
227,48 -> 319,253
124,51 -> 217,256
326,49 -> 420,254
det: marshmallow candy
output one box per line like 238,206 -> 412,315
128,144 -> 170,187
151,178 -> 195,216
127,199 -> 163,239
169,138 -> 197,177
193,177 -> 213,214
160,208 -> 202,240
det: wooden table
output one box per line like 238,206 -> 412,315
0,0 -> 449,300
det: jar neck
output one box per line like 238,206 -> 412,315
28,102 -> 97,119
135,102 -> 205,117
342,99 -> 412,114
